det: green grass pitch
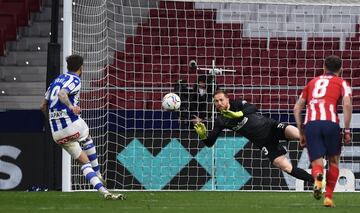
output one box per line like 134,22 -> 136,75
1,191 -> 359,212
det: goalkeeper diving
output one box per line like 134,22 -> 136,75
193,90 -> 313,183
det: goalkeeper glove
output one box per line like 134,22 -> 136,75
194,122 -> 207,140
221,110 -> 244,119
343,128 -> 351,144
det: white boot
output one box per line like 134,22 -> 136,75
104,192 -> 126,200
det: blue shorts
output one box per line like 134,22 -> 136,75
304,121 -> 341,162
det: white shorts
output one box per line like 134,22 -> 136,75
51,118 -> 89,159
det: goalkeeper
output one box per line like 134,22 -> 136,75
193,89 -> 313,183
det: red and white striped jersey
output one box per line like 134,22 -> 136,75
300,74 -> 352,124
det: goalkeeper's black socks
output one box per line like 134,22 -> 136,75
288,167 -> 314,183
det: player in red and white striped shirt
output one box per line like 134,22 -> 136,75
294,55 -> 352,207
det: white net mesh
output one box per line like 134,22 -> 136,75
71,0 -> 360,191
71,0 -> 109,190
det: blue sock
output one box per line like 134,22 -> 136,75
83,139 -> 101,176
81,162 -> 107,194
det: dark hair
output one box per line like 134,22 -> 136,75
324,55 -> 342,73
197,75 -> 206,83
213,89 -> 228,98
173,79 -> 188,93
66,54 -> 83,72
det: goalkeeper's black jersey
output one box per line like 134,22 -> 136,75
202,99 -> 277,148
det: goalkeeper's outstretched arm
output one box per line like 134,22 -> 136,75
193,118 -> 224,147
221,101 -> 257,119
202,124 -> 223,147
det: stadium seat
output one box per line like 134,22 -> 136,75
234,89 -> 263,105
351,78 -> 360,87
204,38 -> 215,46
159,1 -> 194,10
261,90 -> 298,110
176,18 -> 191,28
147,92 -> 163,110
109,1 -> 360,112
137,24 -> 161,36
300,59 -> 323,69
286,68 -> 298,77
345,38 -> 360,50
125,43 -> 144,54
288,77 -> 307,86
351,90 -> 360,110
108,72 -> 135,87
109,91 -> 146,109
164,9 -> 177,18
229,92 -> 260,105
260,58 -> 270,67
157,9 -> 173,18
0,13 -> 18,40
81,90 -> 107,109
0,0 -> 30,27
214,38 -> 224,47
242,38 -> 268,48
307,37 -> 340,50
29,0 -> 42,12
277,78 -> 289,86
0,28 -> 5,55
149,17 -> 168,27
167,21 -> 179,33
247,49 -> 261,57
216,76 -> 241,85
269,38 -> 302,50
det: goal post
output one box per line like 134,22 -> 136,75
65,0 -> 360,192
62,0 -> 72,192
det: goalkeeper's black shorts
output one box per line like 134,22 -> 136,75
260,121 -> 289,162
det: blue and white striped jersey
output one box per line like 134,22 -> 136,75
45,72 -> 81,132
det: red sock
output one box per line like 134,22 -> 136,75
311,164 -> 324,180
325,163 -> 339,199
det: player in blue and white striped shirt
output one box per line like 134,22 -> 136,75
40,54 -> 125,200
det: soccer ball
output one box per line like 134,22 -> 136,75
162,93 -> 181,111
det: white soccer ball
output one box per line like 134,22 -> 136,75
162,93 -> 181,111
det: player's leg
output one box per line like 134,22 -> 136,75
272,155 -> 313,182
266,123 -> 313,182
51,120 -> 125,200
323,155 -> 339,207
310,158 -> 325,200
283,125 -> 300,140
76,151 -> 109,194
78,152 -> 125,200
322,122 -> 341,207
305,121 -> 327,200
62,142 -> 107,194
74,118 -> 106,185
81,136 -> 106,186
263,141 -> 313,182
62,141 -> 125,200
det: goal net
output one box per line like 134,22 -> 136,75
68,0 -> 360,191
